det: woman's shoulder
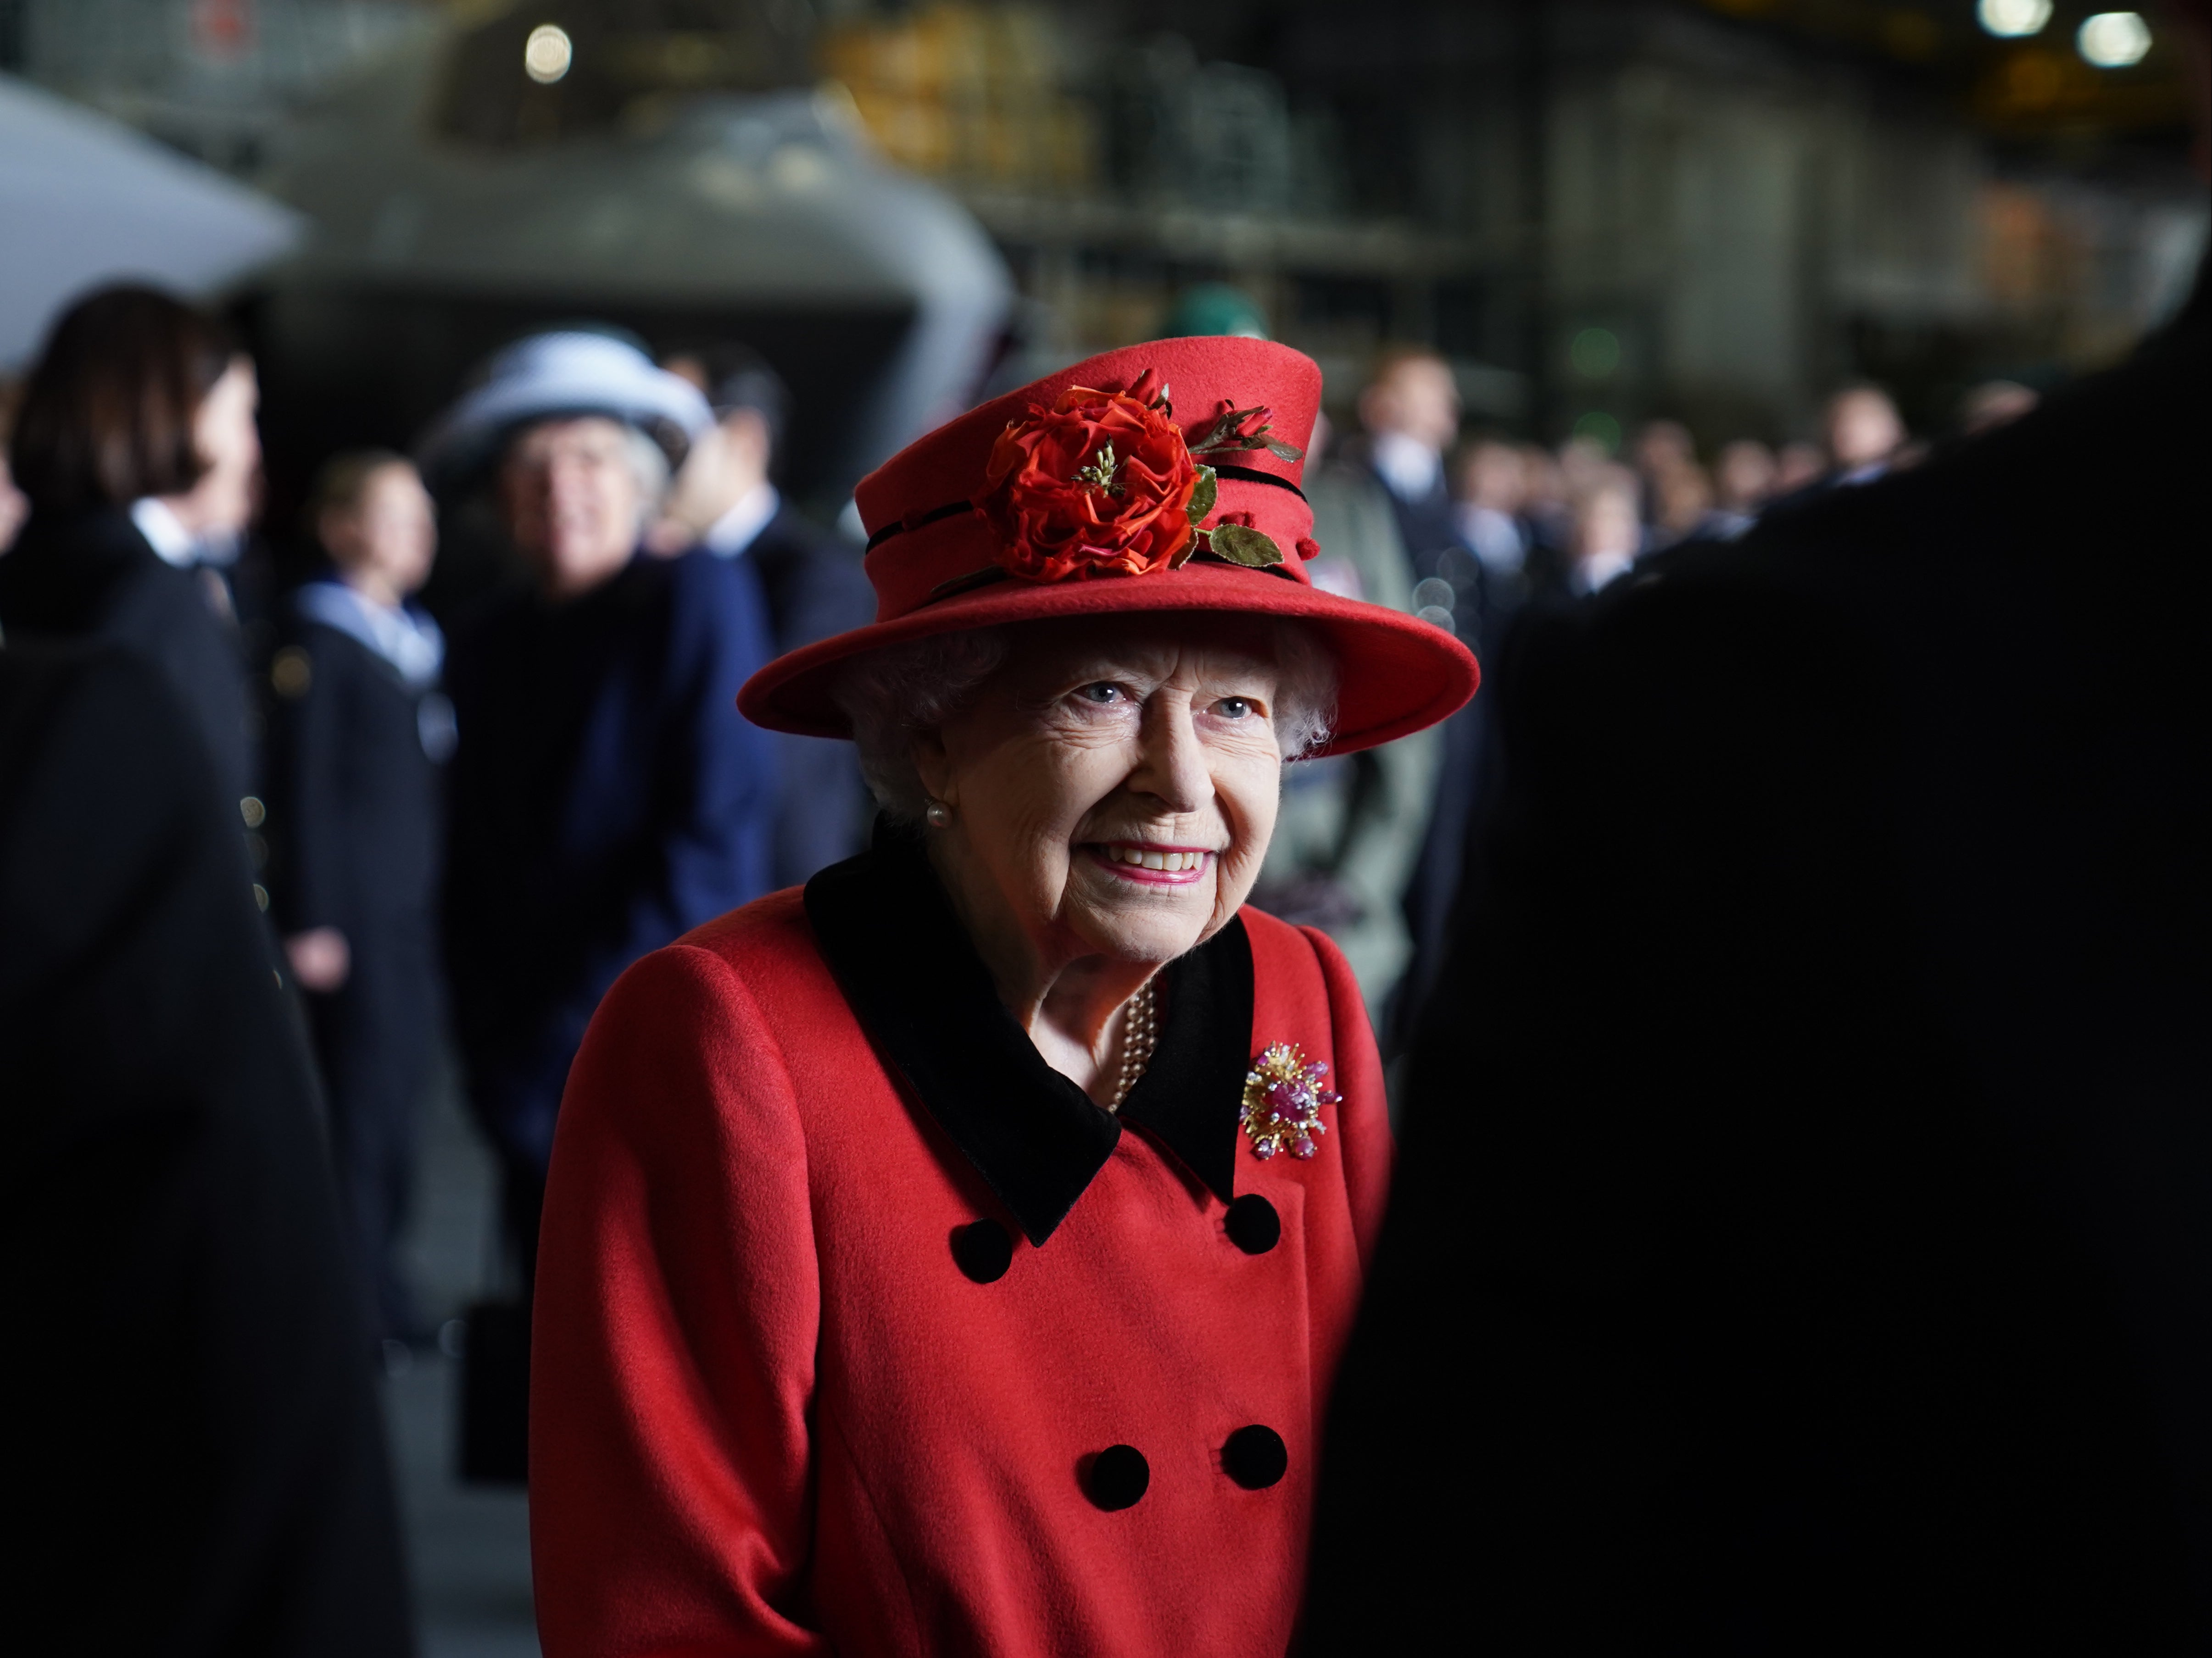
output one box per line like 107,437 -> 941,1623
0,509 -> 166,634
1237,905 -> 1369,1033
1237,903 -> 1345,979
657,887 -> 841,1007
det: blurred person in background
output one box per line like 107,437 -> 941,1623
1772,438 -> 1827,495
1452,436 -> 1532,592
1517,439 -> 1572,565
1647,458 -> 1718,552
1359,351 -> 1490,1057
1354,347 -> 1489,643
422,331 -> 778,1295
0,285 -> 261,811
1310,4 -> 2212,1632
1253,403 -> 1443,1018
1630,417 -> 1697,518
657,342 -> 874,883
1963,378 -> 2041,435
1711,436 -> 1778,536
1823,382 -> 1907,486
1564,464 -> 1644,595
2,640 -> 411,1653
266,450 -> 450,1352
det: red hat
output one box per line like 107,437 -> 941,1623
738,337 -> 1477,756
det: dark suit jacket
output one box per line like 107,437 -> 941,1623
442,548 -> 778,1175
735,502 -> 875,886
267,613 -> 445,960
0,642 -> 412,1656
0,506 -> 254,810
1310,277 -> 2211,1650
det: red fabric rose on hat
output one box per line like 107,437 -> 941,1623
977,373 -> 1200,583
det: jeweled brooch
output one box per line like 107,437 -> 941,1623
1241,1042 -> 1339,1161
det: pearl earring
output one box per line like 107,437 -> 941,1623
925,800 -> 953,829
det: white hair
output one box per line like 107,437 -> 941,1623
622,424 -> 670,523
831,618 -> 1340,826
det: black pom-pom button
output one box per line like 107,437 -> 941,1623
1225,1194 -> 1281,1254
952,1218 -> 1013,1284
1222,1424 -> 1288,1490
1086,1444 -> 1150,1511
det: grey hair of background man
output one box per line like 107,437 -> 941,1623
832,621 -> 1341,825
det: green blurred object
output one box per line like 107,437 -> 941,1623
1158,283 -> 1269,340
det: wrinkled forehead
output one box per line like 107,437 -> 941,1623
1002,612 -> 1286,682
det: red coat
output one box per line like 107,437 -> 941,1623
531,832 -> 1390,1656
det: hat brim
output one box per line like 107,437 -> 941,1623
737,560 -> 1479,757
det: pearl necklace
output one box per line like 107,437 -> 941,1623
1108,978 -> 1160,1113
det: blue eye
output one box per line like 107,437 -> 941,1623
1079,683 -> 1122,704
1214,697 -> 1253,718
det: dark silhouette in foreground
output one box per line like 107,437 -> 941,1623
1310,272 -> 2210,1651
0,644 -> 412,1656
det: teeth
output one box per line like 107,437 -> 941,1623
1109,846 -> 1204,871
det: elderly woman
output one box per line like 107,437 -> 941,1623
422,331 -> 780,1329
530,339 -> 1476,1656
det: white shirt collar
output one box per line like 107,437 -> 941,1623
702,482 -> 780,560
1570,548 -> 1637,595
130,497 -> 199,568
1369,431 -> 1444,504
1455,503 -> 1528,574
295,580 -> 446,689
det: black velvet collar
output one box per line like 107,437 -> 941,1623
804,821 -> 1255,1245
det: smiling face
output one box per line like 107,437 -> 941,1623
914,613 -> 1289,984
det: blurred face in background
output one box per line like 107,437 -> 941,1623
501,417 -> 648,600
1517,444 -> 1565,519
1557,434 -> 1612,497
1633,419 -> 1695,484
1655,464 -> 1714,536
1360,356 -> 1460,453
1826,388 -> 1905,472
1458,440 -> 1526,512
1715,440 -> 1777,512
655,406 -> 773,551
1773,440 -> 1827,495
1572,477 -> 1643,564
323,462 -> 436,608
164,356 -> 260,538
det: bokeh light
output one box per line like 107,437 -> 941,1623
2077,12 -> 2151,68
1572,411 -> 1623,451
524,23 -> 573,85
1976,0 -> 2051,38
1570,327 -> 1622,378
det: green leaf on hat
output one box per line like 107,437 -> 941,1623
1262,436 -> 1305,462
1186,466 -> 1218,525
1209,523 -> 1284,568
